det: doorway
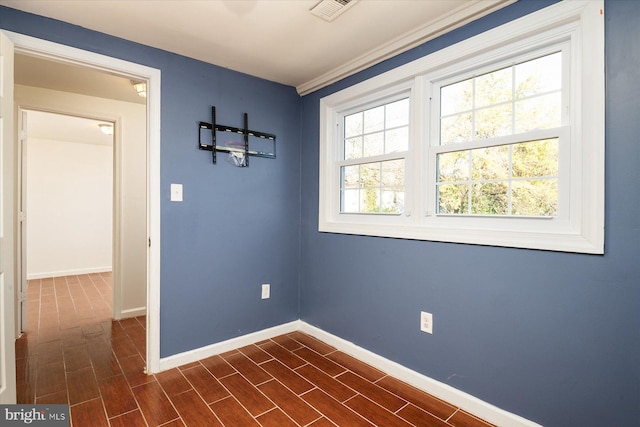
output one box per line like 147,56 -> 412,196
16,60 -> 149,328
1,31 -> 162,388
21,110 -> 115,328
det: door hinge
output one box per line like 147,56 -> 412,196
148,238 -> 151,248
19,130 -> 27,141
19,211 -> 25,222
19,292 -> 27,303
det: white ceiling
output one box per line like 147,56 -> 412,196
3,0 -> 514,95
27,110 -> 114,146
15,54 -> 147,104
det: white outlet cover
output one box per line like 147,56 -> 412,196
420,311 -> 433,334
261,284 -> 270,299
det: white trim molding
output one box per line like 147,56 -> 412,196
27,267 -> 112,280
158,321 -> 301,372
116,306 -> 147,320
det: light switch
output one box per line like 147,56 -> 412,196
170,183 -> 183,202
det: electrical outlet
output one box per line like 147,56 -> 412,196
261,284 -> 270,299
420,311 -> 433,334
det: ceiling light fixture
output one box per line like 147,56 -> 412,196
131,80 -> 147,98
98,123 -> 114,135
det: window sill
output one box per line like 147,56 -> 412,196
318,220 -> 603,254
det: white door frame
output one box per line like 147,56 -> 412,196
3,30 -> 162,374
17,108 -> 27,335
0,29 -> 17,404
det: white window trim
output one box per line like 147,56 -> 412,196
319,0 -> 604,254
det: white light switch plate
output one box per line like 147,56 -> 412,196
170,183 -> 183,202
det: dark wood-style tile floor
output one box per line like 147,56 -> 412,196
16,274 -> 496,427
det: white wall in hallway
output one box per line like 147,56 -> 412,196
26,133 -> 113,278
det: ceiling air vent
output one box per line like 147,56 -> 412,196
310,0 -> 358,22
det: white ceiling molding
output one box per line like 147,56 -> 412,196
296,0 -> 516,95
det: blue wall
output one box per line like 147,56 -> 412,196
299,1 -> 640,426
3,0 -> 640,425
0,7 -> 302,357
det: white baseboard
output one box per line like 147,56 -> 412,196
27,266 -> 112,280
157,320 -> 540,427
158,320 -> 301,372
115,307 -> 146,320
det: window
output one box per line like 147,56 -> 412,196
340,96 -> 409,214
319,1 -> 604,253
434,51 -> 564,217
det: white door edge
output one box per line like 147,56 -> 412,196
0,30 -> 17,404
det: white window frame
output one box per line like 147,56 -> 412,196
319,0 -> 604,254
331,82 -> 416,224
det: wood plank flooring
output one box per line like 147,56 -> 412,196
16,274 -> 496,427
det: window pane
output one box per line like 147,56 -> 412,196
360,162 -> 381,187
512,180 -> 558,216
472,182 -> 508,215
343,97 -> 409,159
515,52 -> 562,98
475,104 -> 512,140
515,93 -> 561,132
472,145 -> 509,180
342,165 -> 360,189
363,132 -> 384,157
440,51 -> 562,146
386,98 -> 409,128
438,184 -> 469,214
364,106 -> 385,133
341,160 -> 404,214
441,79 -> 473,116
437,139 -> 558,216
381,159 -> 404,187
512,139 -> 558,178
385,127 -> 408,153
438,151 -> 470,182
342,189 -> 360,213
344,136 -> 362,160
475,67 -> 512,108
441,113 -> 472,145
381,190 -> 404,213
345,112 -> 363,138
341,98 -> 408,214
361,188 -> 381,213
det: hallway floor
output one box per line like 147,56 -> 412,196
16,274 -> 495,427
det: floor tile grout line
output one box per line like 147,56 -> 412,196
171,360 -> 229,426
446,407 -> 460,422
130,379 -> 181,427
370,372 -> 463,422
106,407 -> 150,427
300,387 -> 375,427
205,364 -> 276,423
